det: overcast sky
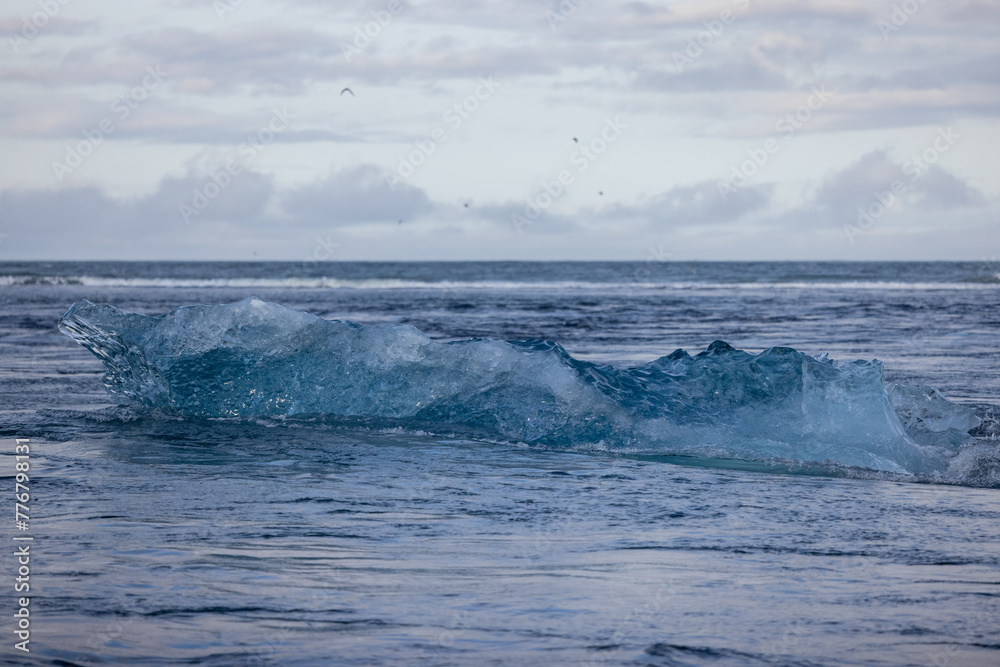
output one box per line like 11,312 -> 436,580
1,0 -> 997,261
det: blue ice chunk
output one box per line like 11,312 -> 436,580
58,298 -> 980,475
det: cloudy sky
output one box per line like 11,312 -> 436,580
0,0 -> 997,261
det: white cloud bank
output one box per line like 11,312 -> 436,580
0,0 -> 997,260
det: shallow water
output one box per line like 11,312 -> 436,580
1,261 -> 999,665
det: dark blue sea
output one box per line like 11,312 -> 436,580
1,261 -> 998,666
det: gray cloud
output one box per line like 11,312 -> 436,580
813,151 -> 906,219
800,149 -> 989,231
0,167 -> 276,240
280,165 -> 434,225
467,201 -> 581,235
637,59 -> 788,93
0,15 -> 98,36
473,178 -> 771,235
0,162 -> 439,256
916,166 -> 987,209
120,26 -> 340,95
617,180 -> 773,227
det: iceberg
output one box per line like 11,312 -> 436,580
58,298 -> 981,475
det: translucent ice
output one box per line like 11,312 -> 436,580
58,298 -> 982,475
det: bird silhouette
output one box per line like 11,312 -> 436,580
340,87 -> 355,97
572,137 -> 578,143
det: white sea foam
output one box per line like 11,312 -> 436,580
5,275 -> 1000,291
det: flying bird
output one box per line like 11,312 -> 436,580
340,87 -> 355,97
572,137 -> 578,143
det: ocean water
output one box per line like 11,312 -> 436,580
1,261 -> 999,666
